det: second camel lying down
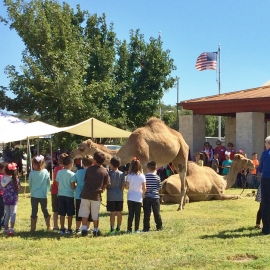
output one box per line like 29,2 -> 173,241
161,154 -> 255,203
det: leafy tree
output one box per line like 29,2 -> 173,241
1,0 -> 176,149
3,0 -> 90,126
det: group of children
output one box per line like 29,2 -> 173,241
0,151 -> 163,236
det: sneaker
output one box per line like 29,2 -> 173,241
8,229 -> 15,236
157,227 -> 163,231
135,230 -> 141,234
126,230 -> 132,234
75,228 -> 81,234
52,227 -> 59,232
59,229 -> 66,235
93,230 -> 102,237
81,230 -> 88,237
87,228 -> 93,233
66,229 -> 73,235
255,225 -> 262,229
115,229 -> 121,235
107,230 -> 115,236
3,229 -> 9,235
142,229 -> 150,232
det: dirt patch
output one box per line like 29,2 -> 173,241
227,254 -> 258,263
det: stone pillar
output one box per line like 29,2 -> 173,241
266,121 -> 270,137
225,117 -> 236,146
179,115 -> 205,158
236,112 -> 265,158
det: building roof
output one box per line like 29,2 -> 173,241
178,84 -> 270,117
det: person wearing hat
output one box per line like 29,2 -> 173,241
202,142 -> 213,166
214,140 -> 226,175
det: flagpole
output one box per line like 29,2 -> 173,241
218,44 -> 221,140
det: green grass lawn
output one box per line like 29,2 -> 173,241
0,183 -> 269,270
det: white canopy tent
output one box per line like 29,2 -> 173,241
0,121 -> 65,143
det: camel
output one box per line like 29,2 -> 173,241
70,117 -> 189,211
161,154 -> 255,203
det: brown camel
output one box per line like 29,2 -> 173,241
161,154 -> 255,203
70,117 -> 189,211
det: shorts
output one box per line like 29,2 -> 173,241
106,201 -> 123,212
78,199 -> 100,220
58,196 -> 75,216
51,194 -> 58,212
76,199 -> 93,222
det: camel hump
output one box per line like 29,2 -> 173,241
145,117 -> 164,126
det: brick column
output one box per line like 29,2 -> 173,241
179,115 -> 205,158
236,112 -> 265,158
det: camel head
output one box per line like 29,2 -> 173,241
69,139 -> 119,163
69,139 -> 95,159
232,154 -> 255,171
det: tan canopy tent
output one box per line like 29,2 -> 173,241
62,117 -> 131,138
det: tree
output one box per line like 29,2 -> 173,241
3,0 -> 92,126
1,0 -> 176,150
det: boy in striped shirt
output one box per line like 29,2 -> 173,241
142,161 -> 163,232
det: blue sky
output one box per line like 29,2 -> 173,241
1,0 -> 270,106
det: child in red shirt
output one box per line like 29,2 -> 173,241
51,153 -> 68,230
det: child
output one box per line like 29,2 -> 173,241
211,153 -> 219,173
79,151 -> 110,237
106,157 -> 125,235
194,152 -> 204,166
56,156 -> 75,235
251,153 -> 259,188
29,155 -> 51,232
125,157 -> 146,233
255,184 -> 262,229
142,161 -> 163,232
221,152 -> 232,175
0,162 -> 20,235
72,155 -> 93,234
0,162 -> 6,229
51,153 -> 68,231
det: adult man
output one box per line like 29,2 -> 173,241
258,136 -> 270,235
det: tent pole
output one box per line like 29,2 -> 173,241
28,137 -> 32,171
37,138 -> 40,155
26,137 -> 32,197
50,136 -> 53,180
91,118 -> 94,141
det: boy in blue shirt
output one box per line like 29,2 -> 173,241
72,155 -> 93,234
56,156 -> 75,235
106,157 -> 125,235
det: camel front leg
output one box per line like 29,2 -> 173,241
177,169 -> 187,211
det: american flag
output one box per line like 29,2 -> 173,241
195,52 -> 217,71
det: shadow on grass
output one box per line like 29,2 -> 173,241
16,231 -> 62,240
200,226 -> 263,239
